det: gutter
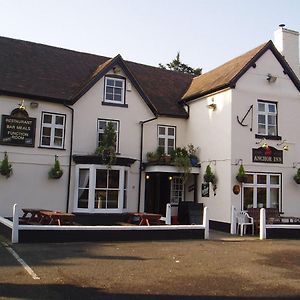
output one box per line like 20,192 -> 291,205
63,103 -> 74,213
137,116 -> 157,212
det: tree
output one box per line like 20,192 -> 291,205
159,52 -> 202,76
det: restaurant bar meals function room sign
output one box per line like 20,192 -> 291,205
0,114 -> 36,147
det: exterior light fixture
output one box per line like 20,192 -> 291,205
277,140 -> 289,151
267,73 -> 277,83
207,99 -> 216,110
30,101 -> 39,108
18,100 -> 26,110
168,176 -> 173,181
146,175 -> 150,180
256,138 -> 268,149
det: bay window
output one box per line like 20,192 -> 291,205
75,165 -> 128,213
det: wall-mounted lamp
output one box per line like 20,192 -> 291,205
146,175 -> 150,180
168,176 -> 173,181
293,162 -> 300,168
266,73 -> 277,83
234,159 -> 243,165
256,138 -> 268,149
18,100 -> 26,110
207,99 -> 217,111
277,140 -> 289,151
30,101 -> 39,109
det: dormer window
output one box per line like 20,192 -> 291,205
104,77 -> 125,105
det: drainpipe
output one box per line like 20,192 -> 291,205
63,103 -> 74,213
137,116 -> 157,212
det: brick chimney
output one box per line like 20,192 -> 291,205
274,24 -> 300,78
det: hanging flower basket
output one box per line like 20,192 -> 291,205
48,155 -> 63,179
203,165 -> 216,184
0,152 -> 12,178
293,168 -> 300,184
236,164 -> 247,183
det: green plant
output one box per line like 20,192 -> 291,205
48,155 -> 63,179
146,147 -> 166,164
0,152 -> 12,178
95,122 -> 117,168
203,165 -> 216,184
294,168 -> 300,184
236,164 -> 247,183
171,147 -> 191,182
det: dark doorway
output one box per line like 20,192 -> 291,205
145,173 -> 171,215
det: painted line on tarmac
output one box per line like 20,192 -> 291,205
1,241 -> 40,280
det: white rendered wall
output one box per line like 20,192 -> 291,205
185,90 -> 232,223
232,49 -> 300,216
0,96 -> 72,217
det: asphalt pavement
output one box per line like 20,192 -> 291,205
0,232 -> 300,299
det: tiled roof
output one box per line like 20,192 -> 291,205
182,40 -> 300,101
0,36 -> 192,117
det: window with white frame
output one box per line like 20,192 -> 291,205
75,165 -> 128,212
104,77 -> 125,104
158,125 -> 176,155
97,119 -> 119,152
170,176 -> 184,205
242,173 -> 281,211
40,112 -> 65,148
257,101 -> 277,136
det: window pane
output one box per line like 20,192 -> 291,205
43,114 -> 52,123
158,138 -> 165,147
258,103 -> 265,112
115,80 -> 123,87
114,87 -> 122,95
42,137 -> 50,146
168,127 -> 175,136
55,128 -> 63,137
258,115 -> 266,124
159,127 -> 165,135
95,190 -> 107,209
78,189 -> 89,208
257,175 -> 266,184
106,93 -> 113,100
257,188 -> 267,208
258,124 -> 266,135
55,116 -> 64,125
107,191 -> 119,208
268,104 -> 276,113
108,170 -> 119,188
168,139 -> 174,147
245,174 -> 253,184
268,126 -> 277,136
98,121 -> 106,130
107,79 -> 114,86
270,175 -> 279,185
96,169 -> 107,188
79,169 -> 89,188
268,115 -> 276,125
114,94 -> 122,102
54,137 -> 62,147
243,187 -> 253,210
106,87 -> 113,94
42,127 -> 51,136
270,188 -> 279,209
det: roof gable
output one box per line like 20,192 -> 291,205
0,36 -> 191,118
182,41 -> 300,102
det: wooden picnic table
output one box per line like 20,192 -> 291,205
21,208 -> 51,223
128,212 -> 162,226
39,211 -> 75,226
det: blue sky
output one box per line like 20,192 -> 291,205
0,0 -> 299,72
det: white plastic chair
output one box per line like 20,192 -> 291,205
237,211 -> 254,236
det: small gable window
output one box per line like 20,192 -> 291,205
104,77 -> 125,105
257,100 -> 278,137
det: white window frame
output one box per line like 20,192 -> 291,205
170,176 -> 184,205
74,164 -> 128,213
97,119 -> 119,152
158,125 -> 176,155
104,77 -> 125,104
257,101 -> 278,136
242,173 -> 281,211
40,112 -> 65,149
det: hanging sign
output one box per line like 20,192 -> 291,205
0,115 -> 36,147
252,146 -> 283,164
